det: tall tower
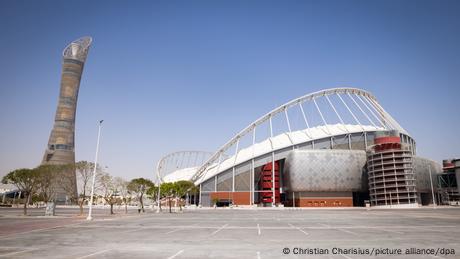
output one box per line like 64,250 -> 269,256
42,37 -> 92,201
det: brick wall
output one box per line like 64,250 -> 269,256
295,197 -> 353,207
210,192 -> 251,205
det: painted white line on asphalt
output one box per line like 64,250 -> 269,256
120,228 -> 142,234
165,228 -> 183,234
0,249 -> 36,257
0,221 -> 84,240
166,223 -> 199,234
77,249 -> 110,259
167,249 -> 184,259
288,223 -> 309,236
209,224 -> 228,236
257,224 -> 261,235
336,228 -> 358,236
318,223 -> 330,228
257,251 -> 261,259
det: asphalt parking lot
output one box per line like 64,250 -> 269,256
1,207 -> 460,258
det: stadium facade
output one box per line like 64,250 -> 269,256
157,88 -> 441,207
42,37 -> 92,201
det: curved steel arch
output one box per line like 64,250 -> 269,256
191,87 -> 407,182
155,151 -> 214,183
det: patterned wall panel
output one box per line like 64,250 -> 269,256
284,150 -> 367,192
413,156 -> 442,192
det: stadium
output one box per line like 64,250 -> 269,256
156,88 -> 441,208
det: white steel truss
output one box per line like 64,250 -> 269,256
191,88 -> 408,183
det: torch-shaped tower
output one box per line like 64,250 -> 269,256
42,37 -> 92,201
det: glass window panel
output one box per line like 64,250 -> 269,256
350,133 -> 366,150
253,153 -> 272,169
200,193 -> 211,207
202,177 -> 215,192
297,141 -> 312,150
366,131 -> 375,147
217,169 -> 232,191
332,134 -> 349,150
313,137 -> 331,149
274,147 -> 292,161
235,162 -> 251,191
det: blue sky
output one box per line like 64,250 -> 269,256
1,0 -> 459,180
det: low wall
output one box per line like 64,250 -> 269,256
210,192 -> 251,205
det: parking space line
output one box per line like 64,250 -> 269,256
288,223 -> 309,236
317,223 -> 330,228
166,249 -> 184,259
336,228 -> 359,236
257,224 -> 261,235
77,249 -> 110,259
0,249 -> 36,258
257,251 -> 261,259
0,221 -> 84,240
165,228 -> 182,234
120,228 -> 142,234
209,223 -> 228,236
165,223 -> 200,234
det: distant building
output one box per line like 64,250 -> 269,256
0,183 -> 19,203
455,159 -> 460,194
438,159 -> 460,204
41,37 -> 92,202
0,183 -> 16,194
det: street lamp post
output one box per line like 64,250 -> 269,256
87,120 -> 104,221
429,165 -> 437,208
156,178 -> 161,213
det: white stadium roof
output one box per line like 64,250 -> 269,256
156,88 -> 409,185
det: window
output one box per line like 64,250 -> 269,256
313,138 -> 331,149
217,170 -> 232,191
202,178 -> 215,192
332,135 -> 349,150
235,162 -> 251,191
350,133 -> 366,150
55,144 -> 71,150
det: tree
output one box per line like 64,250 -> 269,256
160,182 -> 177,213
57,163 -> 78,207
71,161 -> 100,215
2,168 -> 39,215
114,177 -> 130,214
128,178 -> 154,213
174,180 -> 195,211
146,185 -> 158,204
99,172 -> 120,215
35,164 -> 60,215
